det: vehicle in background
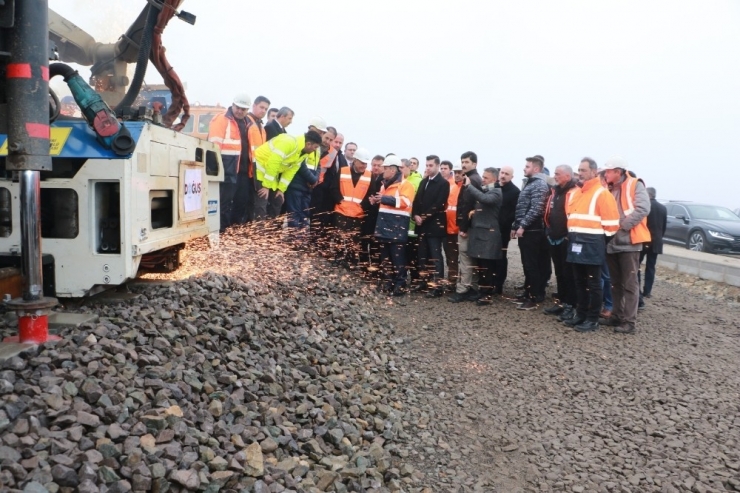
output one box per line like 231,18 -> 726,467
663,201 -> 740,254
137,85 -> 224,140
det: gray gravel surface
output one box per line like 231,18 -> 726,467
386,247 -> 740,492
1,228 -> 739,493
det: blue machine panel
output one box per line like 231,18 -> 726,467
0,120 -> 144,159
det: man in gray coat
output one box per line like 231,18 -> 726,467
603,156 -> 651,334
464,167 -> 503,305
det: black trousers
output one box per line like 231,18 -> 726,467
406,235 -> 420,286
550,240 -> 577,306
379,242 -> 407,289
494,235 -> 510,294
639,250 -> 658,298
219,181 -> 238,232
518,230 -> 550,301
418,235 -> 444,285
333,213 -> 362,264
230,172 -> 254,225
572,263 -> 603,322
478,258 -> 497,293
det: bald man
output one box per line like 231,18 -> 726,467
495,166 -> 521,294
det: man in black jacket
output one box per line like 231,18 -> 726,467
639,187 -> 667,305
543,165 -> 578,319
495,166 -> 520,294
449,151 -> 483,303
512,155 -> 551,310
411,155 -> 450,297
264,107 -> 293,141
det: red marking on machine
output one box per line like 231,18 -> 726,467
40,66 -> 49,81
6,63 -> 32,78
2,314 -> 61,344
25,122 -> 49,139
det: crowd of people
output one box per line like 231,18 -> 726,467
207,93 -> 668,335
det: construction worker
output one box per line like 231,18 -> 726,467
441,160 -> 463,290
371,155 -> 416,296
402,158 -> 424,289
266,107 -> 278,123
330,147 -> 373,267
233,95 -> 269,223
253,130 -> 323,227
359,155 -> 386,272
602,156 -> 651,334
207,93 -> 251,232
563,157 -> 620,332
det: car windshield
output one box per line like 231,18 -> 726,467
687,205 -> 740,221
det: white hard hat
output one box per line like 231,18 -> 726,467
353,147 -> 372,164
308,116 -> 328,132
603,156 -> 628,170
452,161 -> 463,171
383,155 -> 402,167
233,93 -> 252,109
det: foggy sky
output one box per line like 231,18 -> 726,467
49,0 -> 740,209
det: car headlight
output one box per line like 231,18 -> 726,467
708,230 -> 734,240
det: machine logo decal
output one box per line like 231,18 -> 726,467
0,127 -> 73,156
208,200 -> 218,215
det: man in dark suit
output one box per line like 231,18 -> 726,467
495,165 -> 521,294
411,155 -> 450,297
639,186 -> 667,306
264,106 -> 293,140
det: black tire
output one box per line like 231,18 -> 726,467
687,230 -> 711,253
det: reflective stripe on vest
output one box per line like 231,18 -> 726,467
336,167 -> 372,218
567,184 -> 619,236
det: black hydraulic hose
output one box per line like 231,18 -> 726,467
114,3 -> 159,113
49,62 -> 77,81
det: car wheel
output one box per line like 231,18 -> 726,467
687,230 -> 709,252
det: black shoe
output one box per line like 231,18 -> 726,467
426,289 -> 444,298
392,287 -> 406,297
557,307 -> 575,322
544,304 -> 564,315
574,321 -> 600,332
448,292 -> 468,303
644,293 -> 652,299
377,283 -> 392,293
510,294 -> 528,304
638,300 -> 645,310
614,323 -> 636,334
411,283 -> 428,293
464,289 -> 481,302
476,296 -> 492,306
517,300 -> 538,311
563,315 -> 586,327
599,316 -> 622,327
